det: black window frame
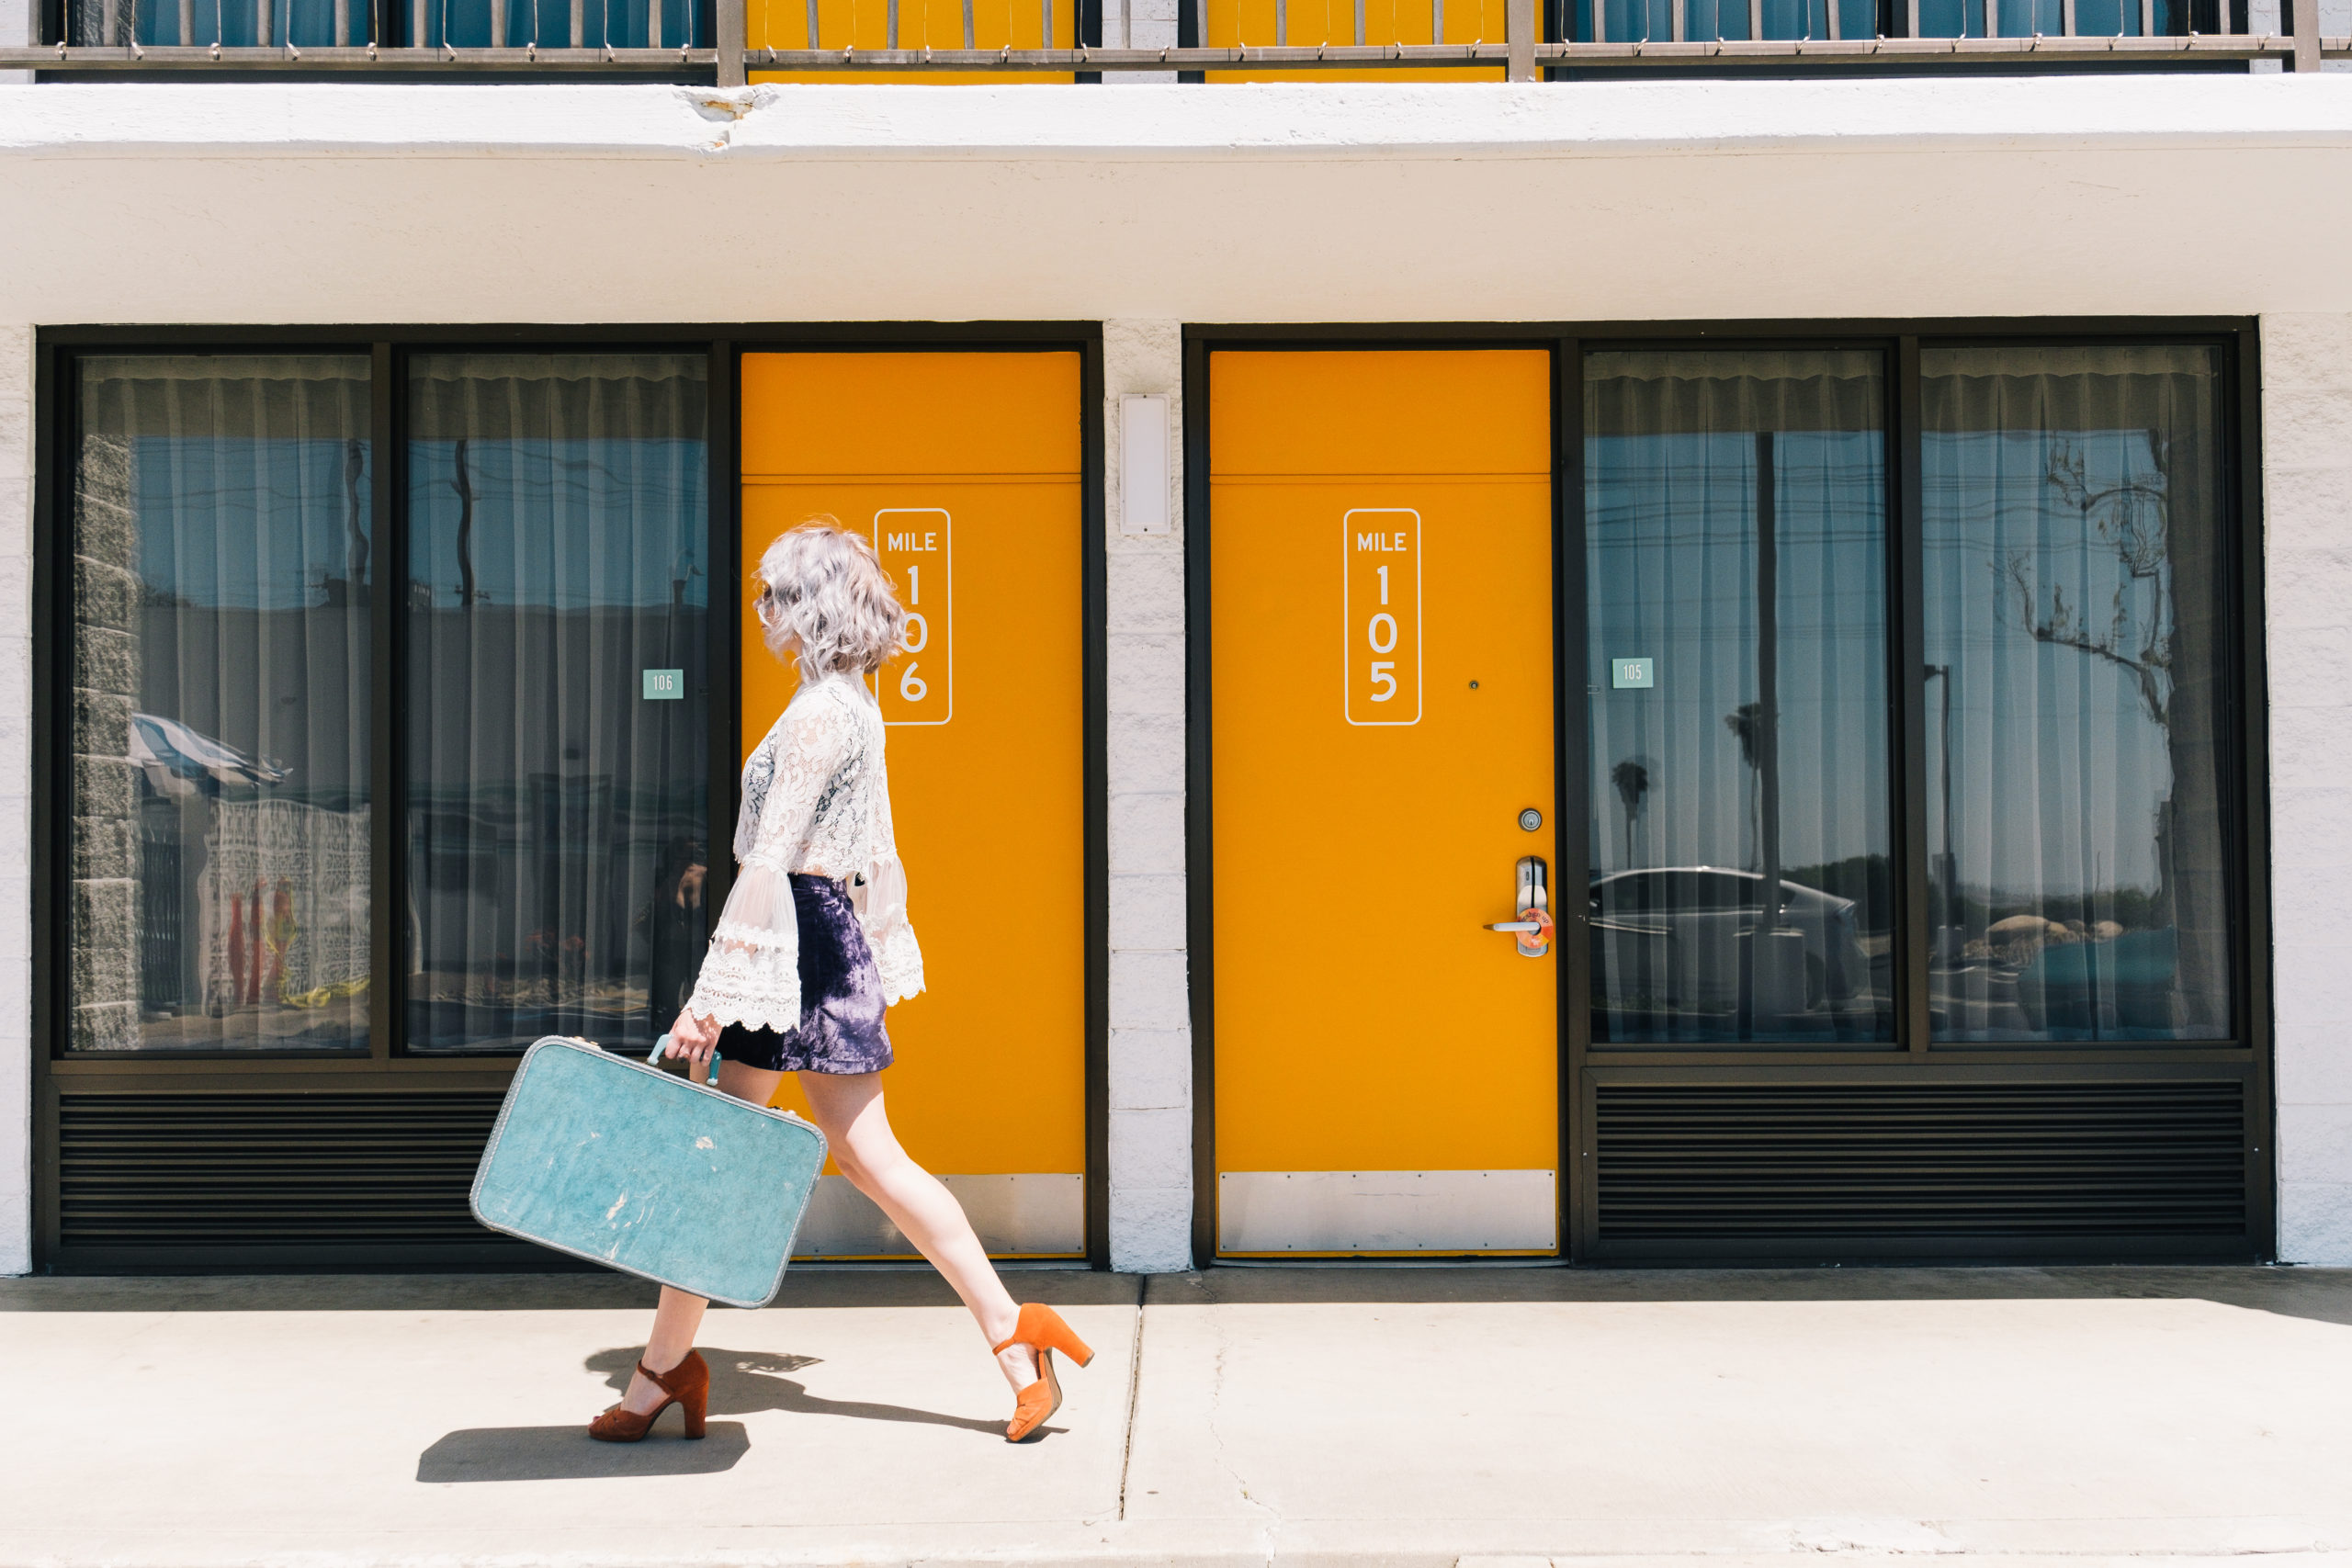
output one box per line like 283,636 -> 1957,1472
29,321 -> 1113,1272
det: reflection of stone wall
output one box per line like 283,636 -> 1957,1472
71,434 -> 141,1053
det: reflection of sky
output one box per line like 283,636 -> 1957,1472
1924,428 -> 2177,899
131,437 -> 369,610
1585,429 -> 1889,886
408,439 -> 708,611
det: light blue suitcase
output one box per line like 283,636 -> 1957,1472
470,1035 -> 827,1308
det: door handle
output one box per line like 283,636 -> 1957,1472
1484,855 -> 1552,957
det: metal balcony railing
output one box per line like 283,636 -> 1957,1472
4,0 -> 2337,75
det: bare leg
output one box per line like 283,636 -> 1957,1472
796,1069 -> 1039,1393
614,1061 -> 785,1417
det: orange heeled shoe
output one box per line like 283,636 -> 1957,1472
994,1303 -> 1093,1444
588,1349 -> 709,1442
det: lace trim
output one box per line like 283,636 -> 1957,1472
686,938 -> 803,1035
870,920 -> 925,1006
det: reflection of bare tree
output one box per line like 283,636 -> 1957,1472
1611,758 -> 1651,872
1995,430 -> 2223,1036
1724,702 -> 1762,871
1998,440 -> 2173,728
342,438 -> 370,588
453,438 -> 481,607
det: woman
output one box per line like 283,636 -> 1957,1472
589,520 -> 1091,1446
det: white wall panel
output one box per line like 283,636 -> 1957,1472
1219,1170 -> 1557,1254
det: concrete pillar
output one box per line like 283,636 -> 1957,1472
70,431 -> 141,1056
1102,320 -> 1193,1273
1102,0 -> 1179,81
0,324 -> 31,1275
2262,311 -> 2352,1266
1,0 -> 28,85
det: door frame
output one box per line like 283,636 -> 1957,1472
30,321 -> 1113,1271
1182,319 -> 2272,1269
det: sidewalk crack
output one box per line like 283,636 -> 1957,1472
1201,1284 -> 1280,1562
1115,1273 -> 1147,1522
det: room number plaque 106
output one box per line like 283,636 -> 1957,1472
1342,509 -> 1422,727
874,509 -> 952,726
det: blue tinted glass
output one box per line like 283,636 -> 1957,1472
1586,351 -> 1894,1046
416,0 -> 705,46
405,354 -> 711,1055
1921,345 -> 2233,1043
72,355 -> 373,1053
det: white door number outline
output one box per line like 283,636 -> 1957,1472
1342,508 -> 1422,728
873,509 -> 951,727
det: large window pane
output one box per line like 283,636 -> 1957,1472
1586,350 -> 1894,1045
1923,345 -> 2233,1043
70,355 -> 373,1053
405,355 -> 709,1055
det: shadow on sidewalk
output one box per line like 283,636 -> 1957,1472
416,1421 -> 750,1482
586,1346 -> 1042,1440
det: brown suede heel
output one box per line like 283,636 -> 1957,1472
588,1349 -> 709,1442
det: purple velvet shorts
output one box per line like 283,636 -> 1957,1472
714,874 -> 895,1076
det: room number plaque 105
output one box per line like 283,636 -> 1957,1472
1342,509 -> 1422,727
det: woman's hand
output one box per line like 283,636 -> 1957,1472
666,1010 -> 722,1069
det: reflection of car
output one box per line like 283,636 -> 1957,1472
1589,867 -> 1866,1010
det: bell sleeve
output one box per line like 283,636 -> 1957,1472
683,696 -> 853,1033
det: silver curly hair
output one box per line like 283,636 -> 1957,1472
754,519 -> 908,678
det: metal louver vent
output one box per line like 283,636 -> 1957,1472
57,1089 -> 514,1254
1595,1078 -> 2250,1247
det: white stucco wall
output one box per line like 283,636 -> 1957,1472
5,74 -> 2351,1269
2264,312 -> 2352,1266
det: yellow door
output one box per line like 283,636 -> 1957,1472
1210,350 -> 1557,1256
741,352 -> 1087,1258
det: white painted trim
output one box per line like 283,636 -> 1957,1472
1218,1170 -> 1558,1254
6,79 -> 2352,162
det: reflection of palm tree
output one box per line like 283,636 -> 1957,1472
1611,759 -> 1650,871
1724,702 -> 1762,871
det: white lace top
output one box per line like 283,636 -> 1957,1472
684,671 -> 924,1033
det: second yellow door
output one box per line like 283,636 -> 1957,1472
1211,349 -> 1558,1256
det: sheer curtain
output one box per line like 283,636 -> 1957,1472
71,355 -> 373,1053
1585,350 -> 1892,1044
405,354 -> 710,1055
1922,345 -> 2232,1043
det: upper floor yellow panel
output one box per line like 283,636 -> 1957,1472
1204,0 -> 1510,79
747,0 -> 1077,82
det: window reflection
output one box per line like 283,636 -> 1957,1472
1586,350 -> 1894,1045
404,354 -> 709,1055
69,355 -> 374,1053
1923,344 -> 2233,1043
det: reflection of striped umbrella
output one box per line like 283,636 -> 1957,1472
129,712 -> 289,792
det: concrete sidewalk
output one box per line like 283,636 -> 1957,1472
4,1265 -> 2350,1568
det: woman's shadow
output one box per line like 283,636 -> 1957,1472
416,1344 -> 1048,1482
586,1346 -> 1044,1439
